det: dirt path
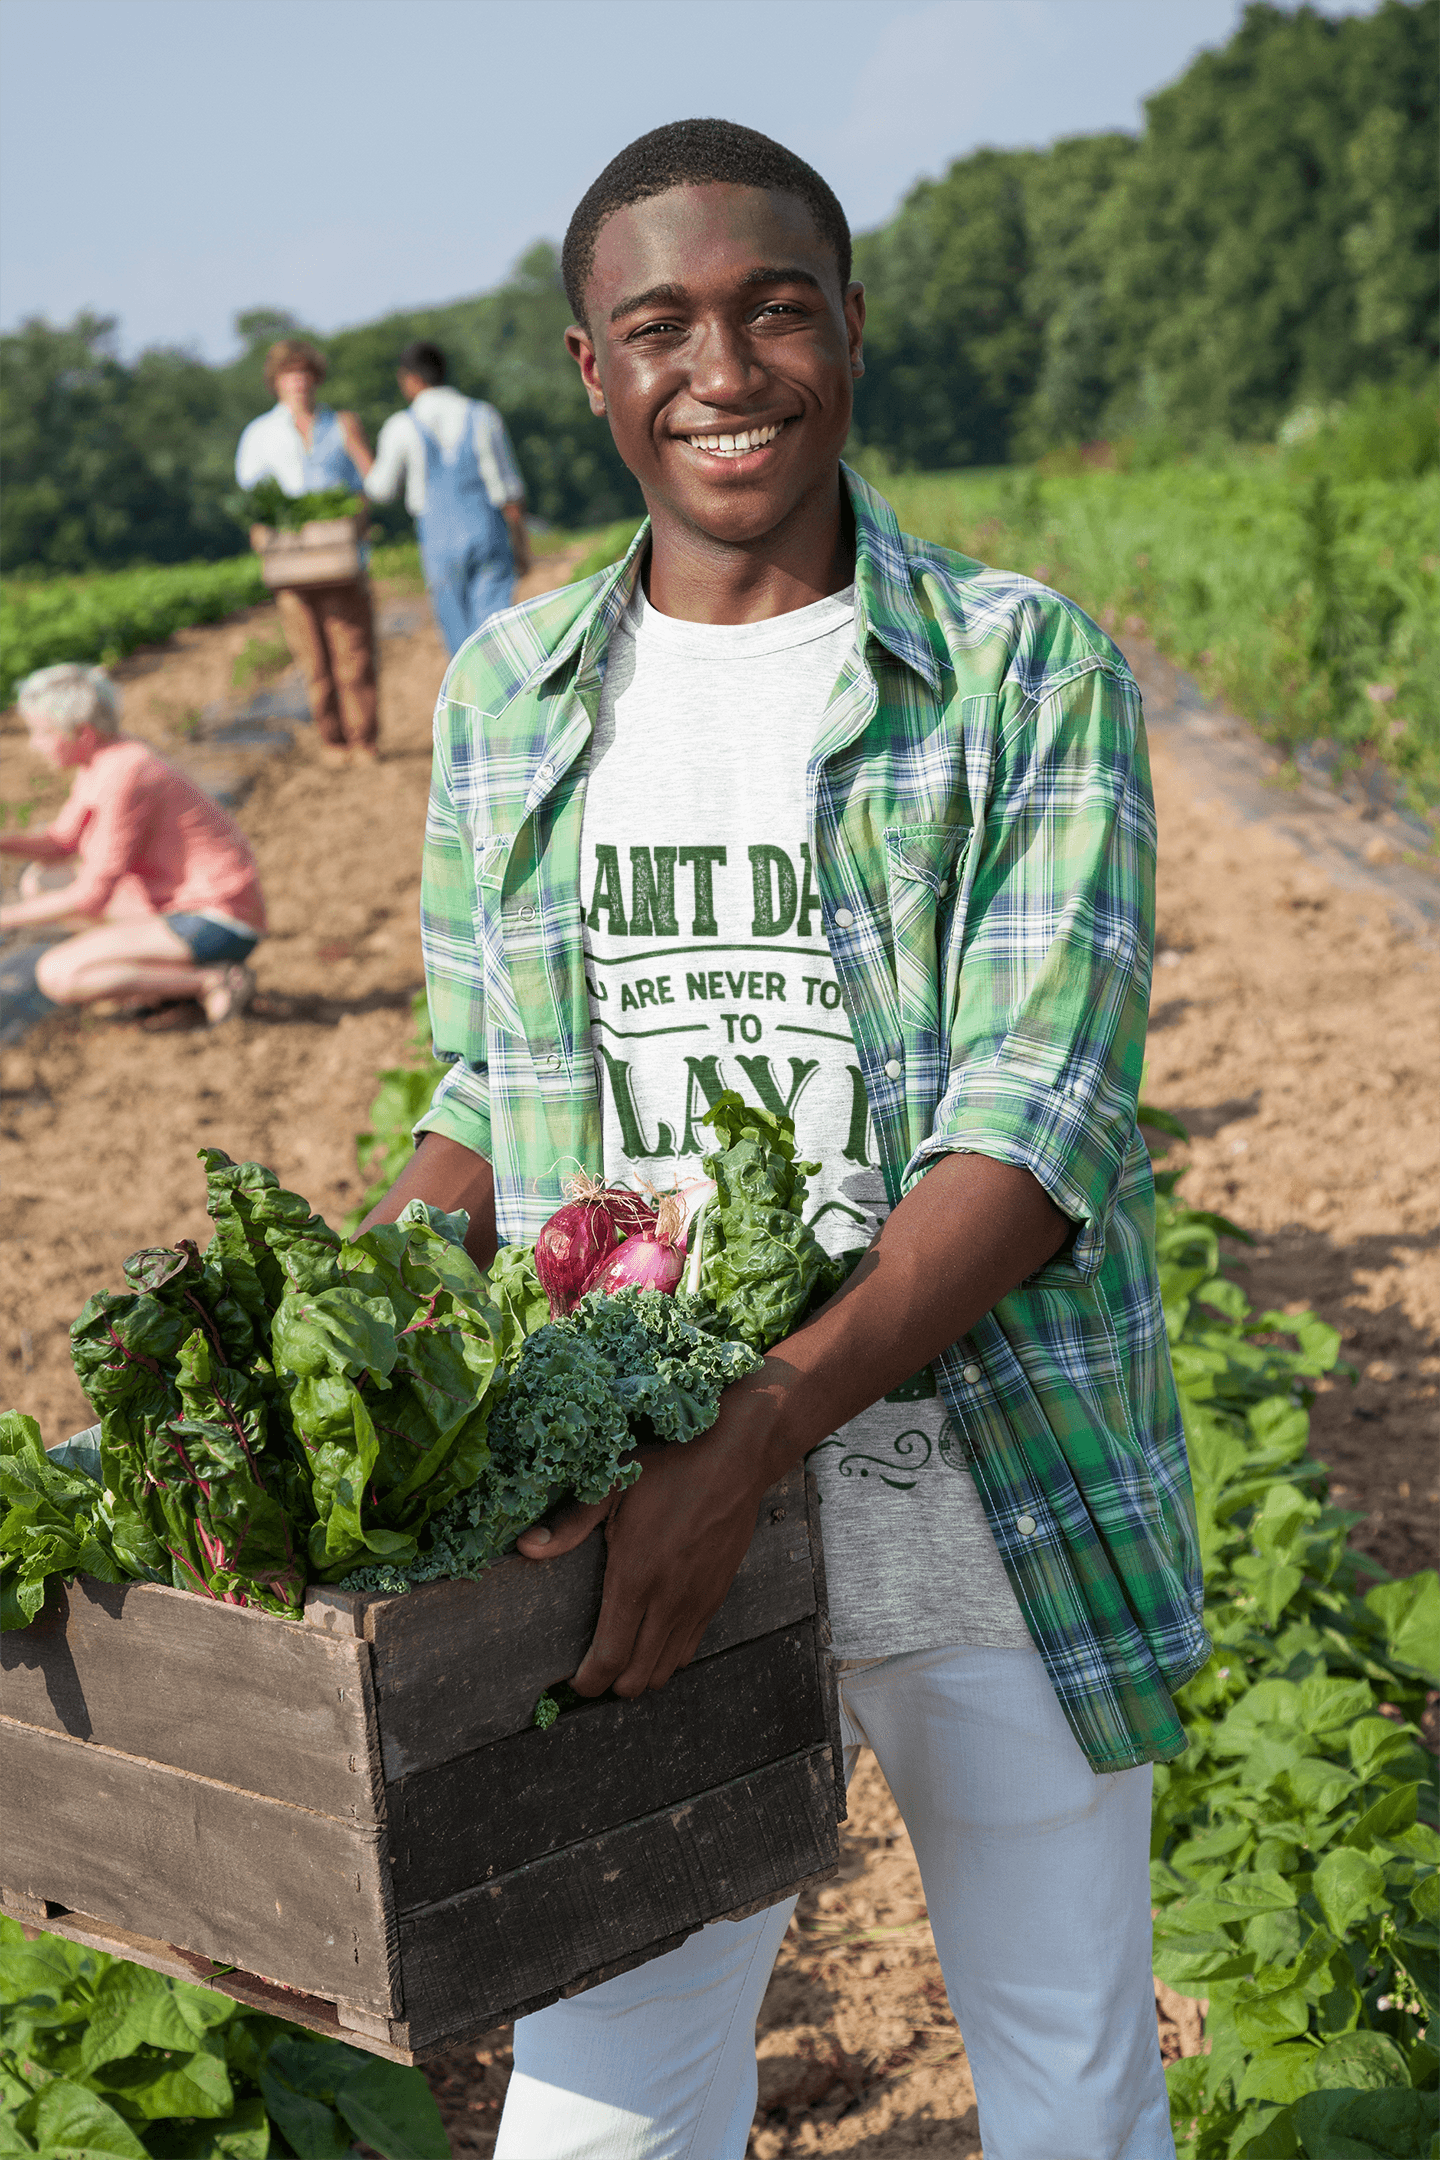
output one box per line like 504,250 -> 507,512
2,572 -> 1435,2156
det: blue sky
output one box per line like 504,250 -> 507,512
0,0 -> 1381,361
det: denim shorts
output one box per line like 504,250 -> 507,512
164,913 -> 260,966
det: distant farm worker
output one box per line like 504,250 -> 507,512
0,665 -> 265,1026
355,340 -> 532,655
235,338 -> 380,769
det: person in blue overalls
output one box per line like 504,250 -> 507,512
360,341 -> 532,656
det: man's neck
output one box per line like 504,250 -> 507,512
643,471 -> 853,625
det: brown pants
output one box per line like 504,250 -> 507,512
275,580 -> 378,747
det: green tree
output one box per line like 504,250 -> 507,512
1095,0 -> 1438,442
1017,132 -> 1137,454
855,148 -> 1039,469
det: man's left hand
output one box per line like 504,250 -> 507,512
516,1410 -> 772,1699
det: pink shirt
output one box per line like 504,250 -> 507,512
47,738 -> 267,930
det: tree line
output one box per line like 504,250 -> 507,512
2,0 -> 1433,575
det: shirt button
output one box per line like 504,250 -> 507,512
937,878 -> 950,896
961,1362 -> 981,1383
834,908 -> 855,929
1016,1515 -> 1037,1537
538,1054 -> 559,1071
537,761 -> 553,778
884,1059 -> 902,1080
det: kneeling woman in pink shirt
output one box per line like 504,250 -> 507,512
0,664 -> 266,1025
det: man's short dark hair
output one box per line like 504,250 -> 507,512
398,340 -> 446,386
561,119 -> 851,327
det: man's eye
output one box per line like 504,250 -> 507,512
754,302 -> 804,320
629,319 -> 682,339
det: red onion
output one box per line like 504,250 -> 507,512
535,1175 -> 657,1317
585,1232 -> 686,1299
581,1189 -> 688,1301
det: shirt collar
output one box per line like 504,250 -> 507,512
531,463 -> 941,697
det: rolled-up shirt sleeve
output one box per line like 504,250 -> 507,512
413,702 -> 492,1163
903,663 -> 1154,1280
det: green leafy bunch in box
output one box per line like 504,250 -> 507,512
1139,1107 -> 1438,2158
0,1917 -> 447,2157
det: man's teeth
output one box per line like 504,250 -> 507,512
686,422 -> 784,457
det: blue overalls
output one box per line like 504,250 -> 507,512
413,405 -> 515,656
300,409 -> 364,492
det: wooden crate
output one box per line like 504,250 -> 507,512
0,1465 -> 842,2063
258,517 -> 363,590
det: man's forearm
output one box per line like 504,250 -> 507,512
713,1151 -> 1070,1491
357,1130 -> 498,1270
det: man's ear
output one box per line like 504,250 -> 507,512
845,282 -> 866,381
564,325 -> 607,417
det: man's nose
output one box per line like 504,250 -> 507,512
685,316 -> 764,408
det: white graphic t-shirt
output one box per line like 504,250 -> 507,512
582,580 -> 1031,1656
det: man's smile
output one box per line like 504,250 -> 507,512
677,417 -> 793,460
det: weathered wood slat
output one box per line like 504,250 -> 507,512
33,1910 -> 422,2066
0,1578 -> 384,1823
363,1464 -> 816,1780
1,1719 -> 400,2013
388,1621 -> 828,1911
394,1745 -> 839,2051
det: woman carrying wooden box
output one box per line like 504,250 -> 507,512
234,338 -> 380,769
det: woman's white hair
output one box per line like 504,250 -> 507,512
16,663 -> 122,737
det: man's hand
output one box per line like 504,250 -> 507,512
518,1150 -> 1071,1699
517,1401 -> 775,1699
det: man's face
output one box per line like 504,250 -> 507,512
566,184 -> 864,547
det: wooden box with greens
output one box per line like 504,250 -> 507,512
1,1109 -> 850,2061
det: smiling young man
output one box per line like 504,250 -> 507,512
363,119 -> 1205,2159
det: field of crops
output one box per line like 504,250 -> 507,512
870,453 -> 1439,817
0,542 -> 426,710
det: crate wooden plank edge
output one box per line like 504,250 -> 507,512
0,1902 -> 421,2067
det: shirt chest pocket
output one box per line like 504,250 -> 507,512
882,824 -> 972,1058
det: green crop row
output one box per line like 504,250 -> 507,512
1140,1107 -> 1437,2155
0,543 -> 431,715
867,455 -> 1439,823
0,1917 -> 447,2158
1,558 -> 267,711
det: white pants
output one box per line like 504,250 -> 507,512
495,1645 -> 1174,2160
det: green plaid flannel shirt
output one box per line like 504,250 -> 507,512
418,468 -> 1209,1772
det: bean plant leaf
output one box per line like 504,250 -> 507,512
15,2079 -> 151,2157
334,2053 -> 450,2158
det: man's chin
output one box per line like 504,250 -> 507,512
649,473 -> 837,551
